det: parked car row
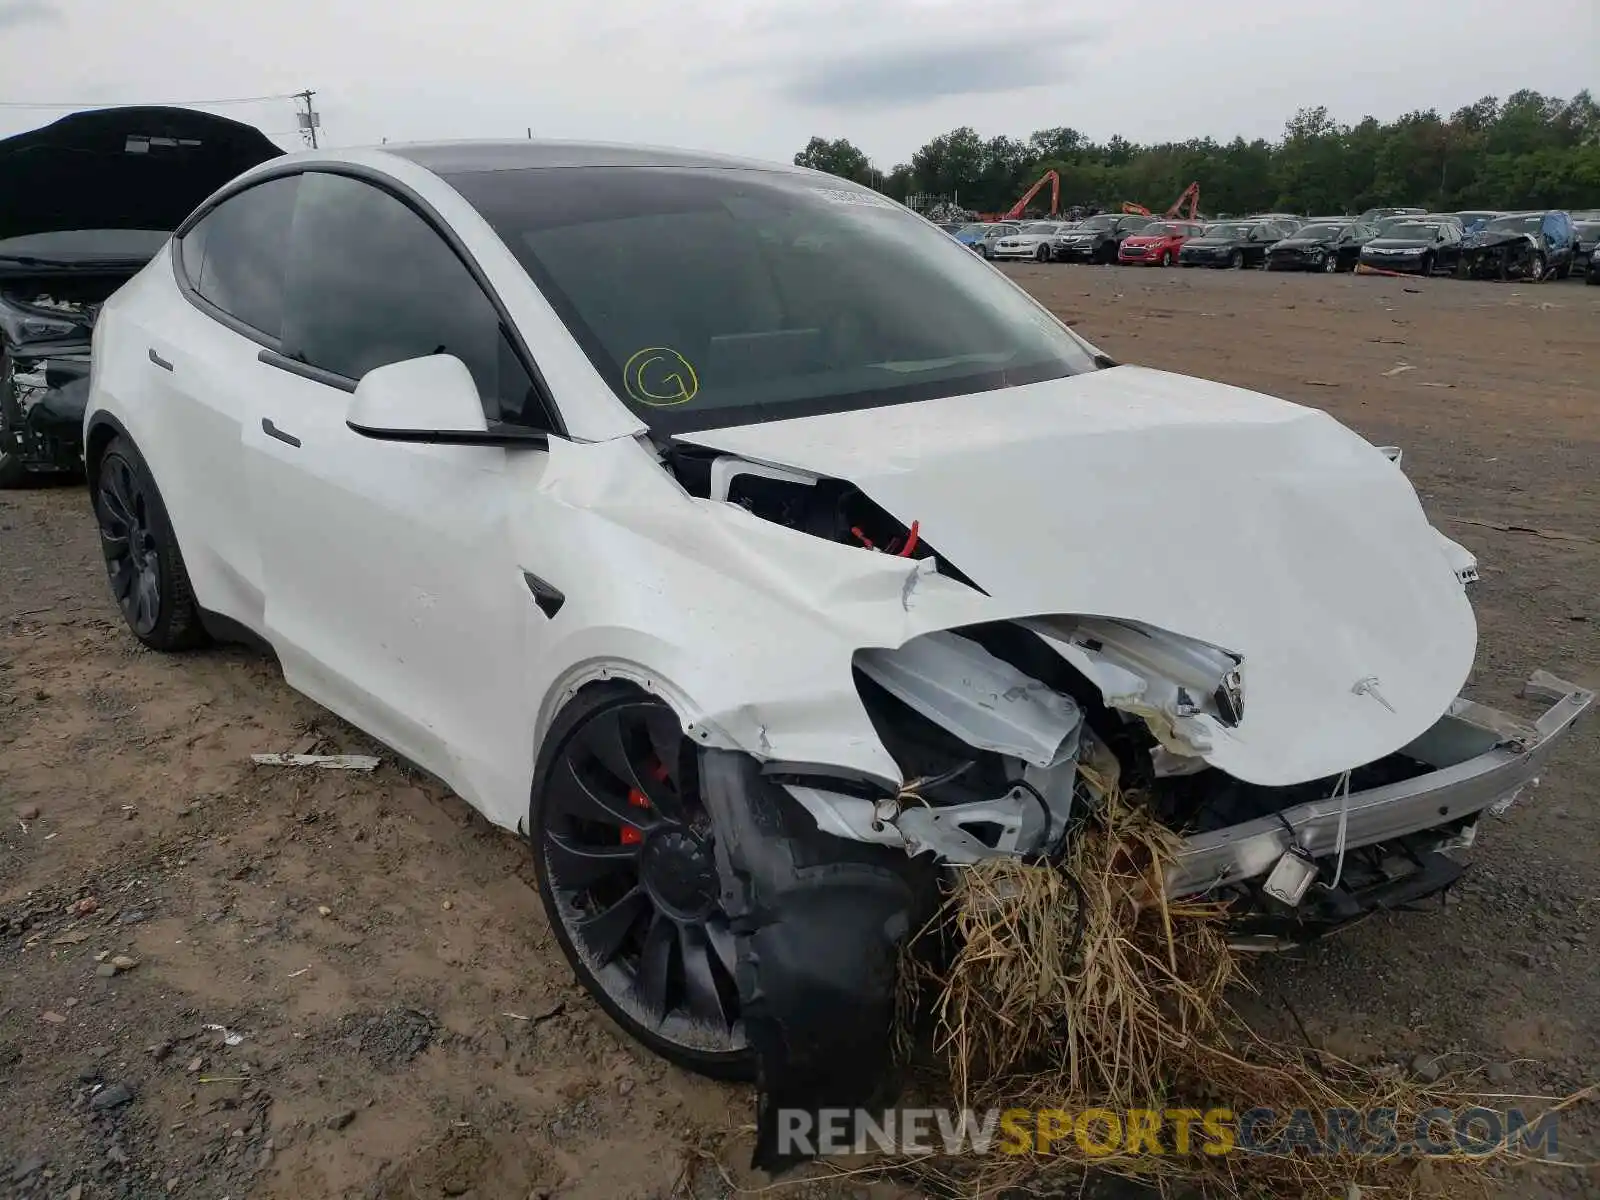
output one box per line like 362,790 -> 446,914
948,207 -> 1599,284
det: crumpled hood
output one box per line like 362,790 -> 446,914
676,365 -> 1478,785
1463,228 -> 1536,250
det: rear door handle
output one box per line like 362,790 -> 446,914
261,417 -> 301,448
148,348 -> 173,372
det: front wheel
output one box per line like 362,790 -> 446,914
94,436 -> 208,650
1323,252 -> 1340,273
1418,253 -> 1434,277
1160,249 -> 1174,267
532,687 -> 753,1080
1526,252 -> 1546,281
1228,250 -> 1245,269
1034,243 -> 1050,263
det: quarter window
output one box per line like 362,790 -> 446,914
181,174 -> 299,339
280,171 -> 541,425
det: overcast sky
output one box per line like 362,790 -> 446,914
3,0 -> 1596,165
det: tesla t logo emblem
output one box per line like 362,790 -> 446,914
1352,675 -> 1397,713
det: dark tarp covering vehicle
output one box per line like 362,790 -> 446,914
1456,211 -> 1575,282
1264,221 -> 1375,273
0,106 -> 282,486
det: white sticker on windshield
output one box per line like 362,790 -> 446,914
809,186 -> 899,210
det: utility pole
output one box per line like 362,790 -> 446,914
293,89 -> 321,149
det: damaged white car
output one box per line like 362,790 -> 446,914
84,142 -> 1591,1145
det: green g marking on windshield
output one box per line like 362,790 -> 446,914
623,347 -> 699,407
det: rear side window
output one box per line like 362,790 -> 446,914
280,171 -> 538,424
181,175 -> 299,339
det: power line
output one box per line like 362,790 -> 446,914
0,93 -> 296,110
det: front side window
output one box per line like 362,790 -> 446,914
446,166 -> 1099,433
280,172 -> 538,424
181,174 -> 299,338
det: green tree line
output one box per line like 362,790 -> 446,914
793,91 -> 1600,216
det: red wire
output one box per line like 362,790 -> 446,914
897,520 -> 921,557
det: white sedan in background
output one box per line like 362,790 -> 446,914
82,140 -> 1591,1167
989,220 -> 1074,262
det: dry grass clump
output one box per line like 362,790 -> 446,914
888,786 -> 1589,1198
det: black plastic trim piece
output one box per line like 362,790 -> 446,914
760,761 -> 896,801
346,420 -> 549,448
174,162 -> 566,439
521,571 -> 565,618
257,347 -> 358,393
261,417 -> 300,448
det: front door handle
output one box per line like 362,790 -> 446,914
261,417 -> 301,448
148,348 -> 174,372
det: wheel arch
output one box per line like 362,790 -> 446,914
83,410 -> 134,498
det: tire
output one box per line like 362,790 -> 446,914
1034,243 -> 1050,263
1418,253 -> 1434,277
1160,249 -> 1174,267
1323,252 -> 1340,273
1228,250 -> 1245,269
531,684 -> 754,1080
1527,252 -> 1546,282
93,436 -> 209,651
1586,263 -> 1599,286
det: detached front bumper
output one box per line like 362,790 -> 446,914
1168,673 -> 1593,896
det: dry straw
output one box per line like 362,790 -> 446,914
885,785 -> 1591,1198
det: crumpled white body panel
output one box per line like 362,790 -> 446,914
676,365 -> 1477,787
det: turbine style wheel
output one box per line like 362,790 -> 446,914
94,436 -> 207,650
532,686 -> 751,1078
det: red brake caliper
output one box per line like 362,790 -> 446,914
619,758 -> 671,845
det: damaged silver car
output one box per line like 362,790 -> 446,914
80,142 -> 1592,1162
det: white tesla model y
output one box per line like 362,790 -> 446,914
81,141 -> 1590,1154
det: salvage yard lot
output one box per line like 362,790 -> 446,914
2,267 -> 1597,1200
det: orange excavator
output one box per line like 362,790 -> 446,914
1122,182 -> 1201,221
1003,170 -> 1060,218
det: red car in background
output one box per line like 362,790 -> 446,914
1118,220 -> 1206,266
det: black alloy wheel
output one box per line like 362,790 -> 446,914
1229,249 -> 1245,269
532,687 -> 751,1078
94,437 -> 206,650
1323,250 -> 1340,273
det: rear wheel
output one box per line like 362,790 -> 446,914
532,686 -> 753,1080
94,436 -> 208,650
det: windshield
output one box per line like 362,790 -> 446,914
1486,214 -> 1543,234
1019,222 -> 1059,234
0,229 -> 170,262
1079,215 -> 1118,231
1383,222 -> 1439,239
1201,224 -> 1248,240
1295,224 -> 1344,240
448,166 -> 1099,433
1138,222 -> 1179,237
955,223 -> 987,236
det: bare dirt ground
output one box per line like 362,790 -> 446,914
3,266 -> 1598,1200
